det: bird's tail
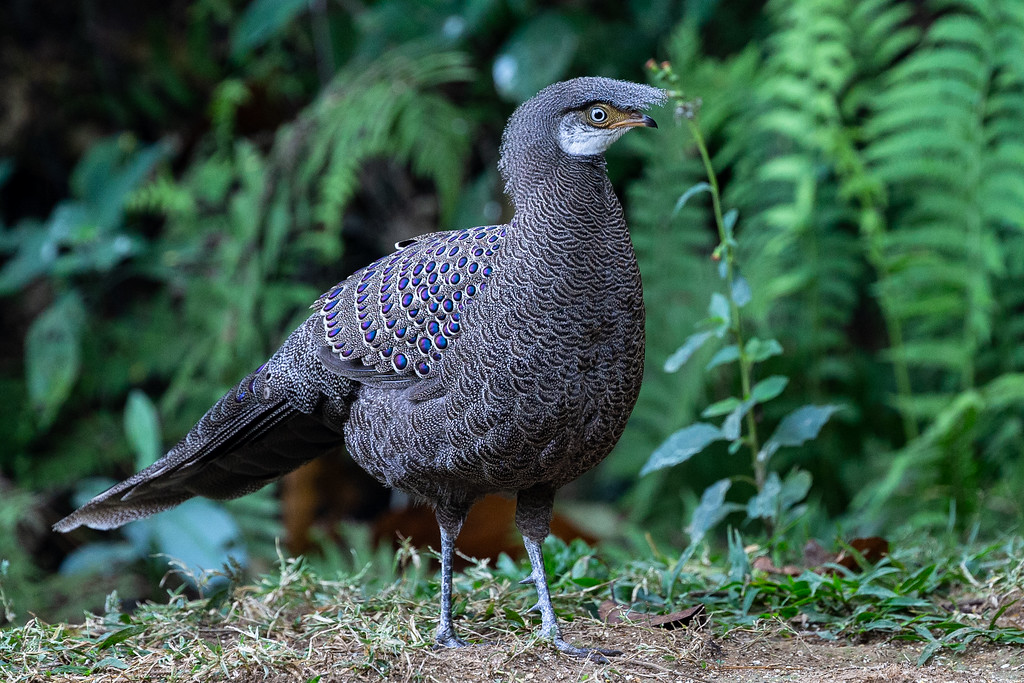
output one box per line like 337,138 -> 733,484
53,365 -> 345,532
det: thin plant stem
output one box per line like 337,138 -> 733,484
682,115 -> 766,495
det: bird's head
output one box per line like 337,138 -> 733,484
498,77 -> 666,197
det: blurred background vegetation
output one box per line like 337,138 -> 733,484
1,0 -> 1023,625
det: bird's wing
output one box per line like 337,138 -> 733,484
313,224 -> 507,385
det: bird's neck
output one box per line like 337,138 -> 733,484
508,156 -> 627,246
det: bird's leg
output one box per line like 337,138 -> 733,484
516,488 -> 622,662
434,502 -> 469,648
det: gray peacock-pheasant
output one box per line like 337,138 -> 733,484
54,76 -> 665,659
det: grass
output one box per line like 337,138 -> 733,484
3,533 -> 1024,680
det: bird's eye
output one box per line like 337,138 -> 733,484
588,106 -> 609,124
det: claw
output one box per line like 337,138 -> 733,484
554,637 -> 622,663
527,602 -> 542,614
519,576 -> 536,585
435,630 -> 469,649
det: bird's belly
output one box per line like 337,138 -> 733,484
343,309 -> 643,498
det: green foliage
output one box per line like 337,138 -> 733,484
638,69 -> 839,548
624,0 -> 1024,540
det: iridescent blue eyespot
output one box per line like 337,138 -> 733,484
435,246 -> 445,256
323,298 -> 338,312
357,293 -> 369,304
458,233 -> 468,240
475,232 -> 485,239
341,348 -> 353,357
440,263 -> 450,274
453,291 -> 462,301
326,309 -> 339,321
488,235 -> 498,243
426,261 -> 436,272
402,293 -> 414,307
412,277 -> 422,286
474,248 -> 484,256
434,335 -> 448,349
333,341 -> 346,349
396,327 -> 407,338
386,319 -> 396,328
356,282 -> 368,294
329,288 -> 342,298
380,292 -> 391,302
236,390 -> 246,402
428,301 -> 439,313
442,299 -> 454,313
446,321 -> 460,335
449,246 -> 459,256
393,354 -> 408,370
449,273 -> 461,285
483,266 -> 492,276
382,302 -> 394,314
416,360 -> 431,375
468,262 -> 479,274
428,321 -> 440,335
361,269 -> 376,281
429,285 -> 440,295
365,329 -> 377,343
466,284 -> 476,296
409,308 -> 419,318
413,264 -> 423,276
398,277 -> 410,289
418,337 -> 432,353
452,312 -> 461,321
428,272 -> 437,284
328,327 -> 342,337
418,286 -> 429,301
361,319 -> 372,330
381,347 -> 393,358
457,256 -> 467,267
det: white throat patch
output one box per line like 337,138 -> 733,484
557,116 -> 626,156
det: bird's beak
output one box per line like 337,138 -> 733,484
610,113 -> 658,129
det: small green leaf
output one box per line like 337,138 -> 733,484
722,399 -> 753,441
746,338 -> 783,362
673,182 -> 711,215
758,405 -> 842,465
25,292 -> 86,428
641,423 -> 726,475
702,397 -> 740,418
125,390 -> 162,470
687,479 -> 733,545
751,376 -> 789,404
779,470 -> 812,511
731,275 -> 751,307
706,344 -> 740,371
768,404 -> 842,448
96,624 -> 146,650
504,606 -> 526,627
708,292 -> 731,324
722,208 -> 739,236
746,472 -> 783,520
664,331 -> 714,372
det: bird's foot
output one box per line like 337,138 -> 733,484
434,628 -> 468,649
553,637 -> 622,663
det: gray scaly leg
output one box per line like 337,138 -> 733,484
516,488 -> 621,662
435,503 -> 469,648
